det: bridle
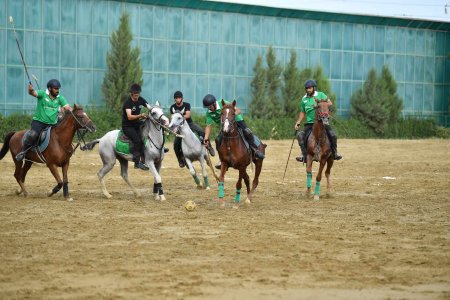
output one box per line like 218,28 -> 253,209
314,99 -> 330,125
146,106 -> 167,150
221,106 -> 237,136
69,109 -> 95,152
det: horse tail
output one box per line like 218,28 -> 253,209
81,139 -> 100,151
0,131 -> 15,160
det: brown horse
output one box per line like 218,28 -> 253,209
0,104 -> 96,201
217,100 -> 266,208
305,99 -> 334,200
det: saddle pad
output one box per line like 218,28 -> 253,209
115,130 -> 148,155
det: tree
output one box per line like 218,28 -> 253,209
265,46 -> 283,117
249,55 -> 269,118
350,66 -> 403,133
282,50 -> 303,118
102,12 -> 143,114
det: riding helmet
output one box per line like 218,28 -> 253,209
174,91 -> 183,99
47,79 -> 61,89
203,94 -> 216,107
304,79 -> 317,89
129,83 -> 142,93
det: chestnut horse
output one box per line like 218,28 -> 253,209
0,105 -> 96,201
217,100 -> 266,208
305,99 -> 334,200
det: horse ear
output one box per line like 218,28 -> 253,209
221,99 -> 225,106
155,100 -> 160,106
232,100 -> 236,107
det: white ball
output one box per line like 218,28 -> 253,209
184,200 -> 196,212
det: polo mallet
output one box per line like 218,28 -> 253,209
282,130 -> 298,181
9,16 -> 32,85
32,74 -> 40,89
205,146 -> 220,184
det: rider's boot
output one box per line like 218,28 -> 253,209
133,151 -> 149,171
243,128 -> 265,159
16,130 -> 38,161
295,131 -> 306,163
330,135 -> 342,160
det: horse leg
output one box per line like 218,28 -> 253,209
61,162 -> 73,201
325,157 -> 334,197
218,165 -> 227,208
186,159 -> 202,189
13,160 -> 27,196
118,157 -> 140,198
314,159 -> 327,201
305,155 -> 314,198
242,169 -> 251,206
199,157 -> 210,190
233,170 -> 245,209
97,156 -> 116,199
47,164 -> 64,199
148,161 -> 165,201
250,159 -> 263,194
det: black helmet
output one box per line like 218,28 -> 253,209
129,83 -> 142,93
304,79 -> 317,89
203,94 -> 216,107
174,91 -> 183,99
47,79 -> 61,89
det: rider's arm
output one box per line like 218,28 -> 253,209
204,124 -> 212,143
62,104 -> 72,112
126,108 -> 146,120
295,111 -> 305,130
28,84 -> 37,97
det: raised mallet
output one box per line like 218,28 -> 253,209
9,16 -> 32,85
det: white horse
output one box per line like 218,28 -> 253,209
169,112 -> 210,190
82,104 -> 169,200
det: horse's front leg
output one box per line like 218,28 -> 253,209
233,170 -> 244,209
325,157 -> 334,197
314,160 -> 327,201
199,157 -> 210,190
242,169 -> 251,206
119,158 -> 140,198
13,160 -> 27,197
47,164 -> 66,200
218,163 -> 227,208
305,155 -> 314,198
148,161 -> 165,201
186,159 -> 202,189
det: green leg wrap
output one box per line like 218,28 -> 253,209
204,176 -> 210,187
192,174 -> 200,185
234,189 -> 241,203
307,172 -> 312,188
314,181 -> 321,195
218,182 -> 224,198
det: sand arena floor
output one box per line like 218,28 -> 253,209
0,139 -> 449,299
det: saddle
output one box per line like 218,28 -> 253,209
116,130 -> 147,155
22,127 -> 52,153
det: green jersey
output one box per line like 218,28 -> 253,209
300,91 -> 329,124
205,100 -> 244,126
32,90 -> 69,125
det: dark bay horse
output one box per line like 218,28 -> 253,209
218,100 -> 266,208
305,99 -> 334,200
0,104 -> 96,201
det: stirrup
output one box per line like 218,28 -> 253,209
16,151 -> 26,161
208,146 -> 215,157
215,161 -> 221,170
295,156 -> 305,162
334,153 -> 342,160
134,162 -> 149,170
254,150 -> 265,159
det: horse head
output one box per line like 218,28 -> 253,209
70,104 -> 97,132
221,99 -> 237,134
168,112 -> 184,134
147,104 -> 169,128
314,99 -> 331,126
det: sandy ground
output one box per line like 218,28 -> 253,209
0,139 -> 449,299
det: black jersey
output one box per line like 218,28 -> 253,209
170,102 -> 192,124
122,96 -> 149,128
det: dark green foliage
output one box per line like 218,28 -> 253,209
249,55 -> 268,118
265,46 -> 283,117
350,66 -> 403,133
0,114 -> 33,141
282,50 -> 303,118
102,12 -> 143,114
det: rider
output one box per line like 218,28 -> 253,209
16,79 -> 72,161
294,79 -> 342,162
122,83 -> 154,171
169,90 -> 214,168
202,94 -> 265,169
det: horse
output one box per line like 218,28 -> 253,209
0,104 -> 97,201
168,112 -> 210,190
217,100 -> 266,208
305,99 -> 334,200
82,103 -> 169,200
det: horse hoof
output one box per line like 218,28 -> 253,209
219,199 -> 226,208
232,204 -> 239,209
66,197 -> 74,202
154,194 -> 160,201
205,186 -> 210,190
47,191 -> 53,197
196,185 -> 203,190
159,195 -> 166,201
15,189 -> 23,195
244,198 -> 251,206
314,195 -> 320,201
